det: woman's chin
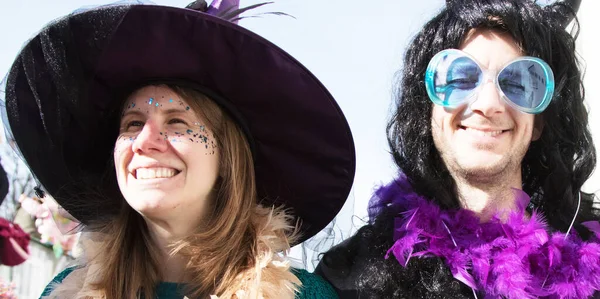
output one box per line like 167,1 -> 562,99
124,195 -> 173,215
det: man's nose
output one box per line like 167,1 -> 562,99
469,79 -> 506,116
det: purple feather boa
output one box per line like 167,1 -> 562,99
370,176 -> 600,298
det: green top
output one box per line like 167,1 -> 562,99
40,267 -> 338,299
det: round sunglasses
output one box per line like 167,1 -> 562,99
424,49 -> 555,114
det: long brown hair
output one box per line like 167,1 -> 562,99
48,85 -> 299,298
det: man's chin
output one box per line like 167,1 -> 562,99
452,159 -> 510,181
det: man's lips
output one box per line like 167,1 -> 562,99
458,125 -> 512,137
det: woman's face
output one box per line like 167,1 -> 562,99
114,85 -> 220,224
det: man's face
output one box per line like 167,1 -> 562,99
431,29 -> 541,182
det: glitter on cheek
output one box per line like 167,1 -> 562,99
114,135 -> 136,152
148,98 -> 153,105
186,129 -> 193,134
186,106 -> 190,111
155,103 -> 159,107
169,99 -> 174,103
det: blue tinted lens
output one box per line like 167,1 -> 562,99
430,53 -> 481,107
426,50 -> 554,113
498,60 -> 548,110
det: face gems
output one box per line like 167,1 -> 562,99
160,131 -> 170,141
120,96 -> 217,155
161,122 -> 219,155
145,97 -> 168,108
165,127 -> 211,150
116,135 -> 136,142
121,102 -> 138,116
114,135 -> 136,154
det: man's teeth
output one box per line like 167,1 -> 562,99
135,168 -> 178,179
464,127 -> 503,137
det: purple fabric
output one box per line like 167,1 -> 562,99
206,0 -> 239,16
373,176 -> 600,298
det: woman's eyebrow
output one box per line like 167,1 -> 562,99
162,108 -> 188,115
121,110 -> 145,119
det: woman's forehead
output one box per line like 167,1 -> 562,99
127,85 -> 181,102
122,85 -> 193,114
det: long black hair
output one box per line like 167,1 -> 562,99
317,0 -> 598,297
388,0 -> 598,231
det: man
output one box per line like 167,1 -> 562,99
316,0 -> 600,298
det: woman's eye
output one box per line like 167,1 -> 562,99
168,118 -> 187,125
125,120 -> 144,129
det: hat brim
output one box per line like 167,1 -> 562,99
5,4 -> 355,244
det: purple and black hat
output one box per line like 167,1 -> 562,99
1,0 -> 355,244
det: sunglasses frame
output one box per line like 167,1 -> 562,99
425,49 -> 555,114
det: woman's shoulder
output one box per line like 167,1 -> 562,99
39,266 -> 77,298
292,268 -> 339,299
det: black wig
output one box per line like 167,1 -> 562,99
388,0 -> 598,231
317,0 -> 599,298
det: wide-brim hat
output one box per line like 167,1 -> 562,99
1,1 -> 355,244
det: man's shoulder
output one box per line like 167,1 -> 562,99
313,223 -> 394,298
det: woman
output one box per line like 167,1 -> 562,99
1,0 -> 355,298
316,0 -> 600,298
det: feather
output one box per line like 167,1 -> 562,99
582,221 -> 600,240
376,176 -> 600,298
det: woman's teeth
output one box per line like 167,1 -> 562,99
135,168 -> 178,179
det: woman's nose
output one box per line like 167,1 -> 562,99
131,121 -> 168,154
